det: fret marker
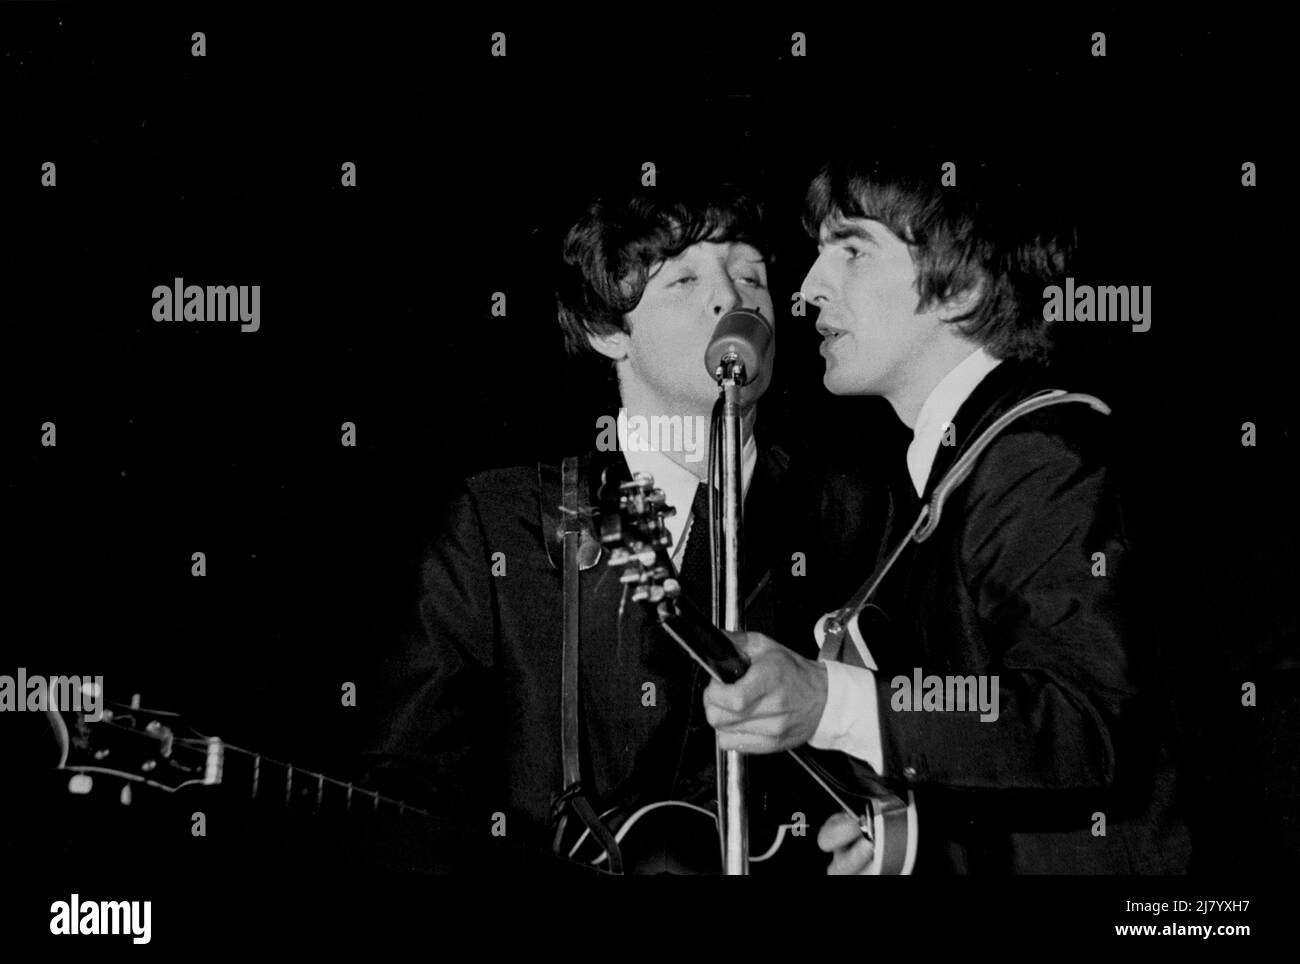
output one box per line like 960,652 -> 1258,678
203,737 -> 224,786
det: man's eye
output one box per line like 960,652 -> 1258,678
844,245 -> 864,260
671,274 -> 698,287
734,274 -> 766,289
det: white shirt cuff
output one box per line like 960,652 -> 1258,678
809,659 -> 885,773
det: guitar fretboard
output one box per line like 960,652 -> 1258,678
199,740 -> 431,821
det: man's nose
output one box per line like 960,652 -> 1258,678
711,277 -> 743,317
800,255 -> 830,310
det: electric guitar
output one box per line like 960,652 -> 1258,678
598,471 -> 918,874
34,696 -> 816,875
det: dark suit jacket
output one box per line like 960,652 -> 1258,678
360,441 -> 838,872
867,360 -> 1191,873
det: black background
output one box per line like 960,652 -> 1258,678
3,3 -> 1295,946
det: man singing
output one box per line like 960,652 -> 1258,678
704,158 -> 1191,874
360,178 -> 835,873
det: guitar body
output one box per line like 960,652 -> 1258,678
557,763 -> 917,876
563,798 -> 826,875
566,801 -> 721,874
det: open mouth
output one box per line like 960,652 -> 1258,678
817,324 -> 847,342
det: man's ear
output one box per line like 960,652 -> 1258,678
936,278 -> 985,322
586,325 -> 630,362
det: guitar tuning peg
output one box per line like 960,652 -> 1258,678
624,474 -> 655,493
68,774 -> 93,795
120,784 -> 133,806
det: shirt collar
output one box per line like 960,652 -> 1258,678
905,347 -> 1003,497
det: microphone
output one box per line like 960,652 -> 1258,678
704,308 -> 774,383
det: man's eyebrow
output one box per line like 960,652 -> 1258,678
820,222 -> 878,246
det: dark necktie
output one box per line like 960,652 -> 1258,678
676,482 -> 714,618
667,481 -> 718,805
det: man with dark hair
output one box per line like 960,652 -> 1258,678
703,159 -> 1191,874
360,180 -> 830,873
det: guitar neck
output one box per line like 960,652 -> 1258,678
658,600 -> 902,816
211,742 -> 430,821
658,593 -> 750,684
224,743 -> 623,875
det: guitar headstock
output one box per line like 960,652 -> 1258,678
54,697 -> 223,794
599,472 -> 682,605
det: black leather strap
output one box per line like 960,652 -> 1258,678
542,455 -> 623,873
559,456 -> 585,805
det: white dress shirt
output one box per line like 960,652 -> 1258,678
905,347 -> 1004,498
810,347 -> 1003,769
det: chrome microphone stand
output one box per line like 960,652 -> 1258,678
703,306 -> 773,876
710,351 -> 750,876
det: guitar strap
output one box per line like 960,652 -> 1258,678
540,454 -> 625,874
819,389 -> 1112,668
